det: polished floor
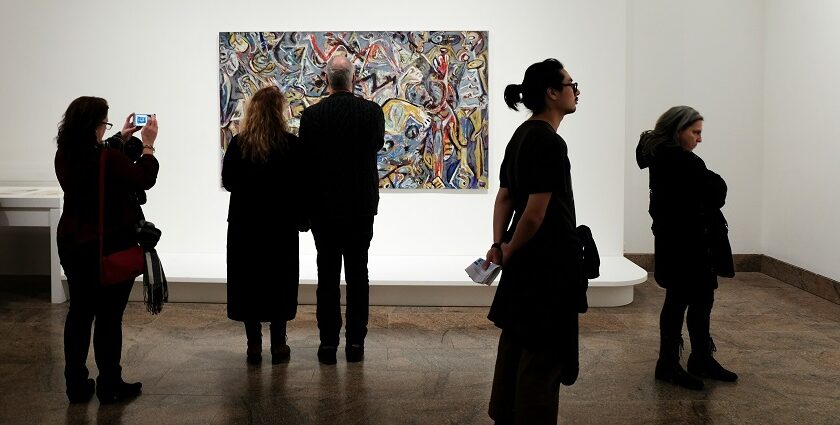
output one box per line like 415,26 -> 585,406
0,273 -> 838,425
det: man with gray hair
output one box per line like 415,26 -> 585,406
299,55 -> 385,365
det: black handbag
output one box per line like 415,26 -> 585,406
707,209 -> 735,278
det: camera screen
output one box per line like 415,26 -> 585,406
135,114 -> 149,126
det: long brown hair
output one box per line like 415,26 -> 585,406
238,86 -> 289,162
56,96 -> 108,152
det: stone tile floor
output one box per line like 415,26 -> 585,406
0,272 -> 838,424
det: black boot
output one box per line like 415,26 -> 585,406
655,336 -> 704,390
270,321 -> 290,365
96,378 -> 142,404
245,321 -> 262,365
687,337 -> 738,382
317,345 -> 337,365
345,344 -> 364,363
66,378 -> 95,403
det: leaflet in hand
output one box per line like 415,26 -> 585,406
465,258 -> 501,285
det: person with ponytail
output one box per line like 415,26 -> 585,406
484,58 -> 581,424
636,105 -> 738,391
222,86 -> 307,365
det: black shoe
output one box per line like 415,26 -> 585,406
66,378 -> 95,403
271,344 -> 291,364
317,345 -> 337,365
655,358 -> 704,390
96,379 -> 142,404
246,343 -> 262,365
345,344 -> 364,363
687,353 -> 738,382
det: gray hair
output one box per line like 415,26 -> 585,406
326,56 -> 354,91
639,105 -> 703,156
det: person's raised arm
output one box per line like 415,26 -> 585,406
105,115 -> 159,191
140,115 -> 158,156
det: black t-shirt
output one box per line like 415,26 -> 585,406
488,120 -> 580,346
499,120 -> 576,249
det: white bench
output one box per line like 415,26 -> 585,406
0,185 -> 65,303
126,254 -> 647,307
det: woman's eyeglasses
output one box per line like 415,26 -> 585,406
101,122 -> 113,130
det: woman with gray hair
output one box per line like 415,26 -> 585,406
636,106 -> 737,391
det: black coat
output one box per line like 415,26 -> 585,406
56,136 -> 159,258
222,133 -> 304,322
637,143 -> 735,289
298,91 -> 385,217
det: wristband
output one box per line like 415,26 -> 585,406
490,242 -> 502,250
143,144 -> 156,153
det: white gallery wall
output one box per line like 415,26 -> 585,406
624,0 -> 765,255
624,0 -> 840,281
4,1 -> 838,282
763,1 -> 840,280
0,0 -> 628,272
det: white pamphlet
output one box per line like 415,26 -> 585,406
465,258 -> 501,285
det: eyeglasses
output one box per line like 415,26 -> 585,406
559,82 -> 579,92
101,122 -> 113,130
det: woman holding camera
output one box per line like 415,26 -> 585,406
55,97 -> 159,404
223,86 -> 306,365
636,105 -> 737,391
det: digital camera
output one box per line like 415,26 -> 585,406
133,114 -> 152,127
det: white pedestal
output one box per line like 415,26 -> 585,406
0,185 -> 65,303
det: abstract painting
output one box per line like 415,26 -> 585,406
219,31 -> 489,189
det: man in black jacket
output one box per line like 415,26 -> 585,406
299,55 -> 385,365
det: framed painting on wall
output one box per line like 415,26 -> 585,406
219,31 -> 489,189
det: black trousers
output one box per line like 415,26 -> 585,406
659,285 -> 715,352
311,215 -> 374,347
488,329 -> 564,425
60,244 -> 134,387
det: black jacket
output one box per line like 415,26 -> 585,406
299,91 -> 385,217
56,136 -> 159,254
221,133 -> 305,322
637,142 -> 734,288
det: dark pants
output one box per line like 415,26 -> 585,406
244,321 -> 286,346
311,215 -> 374,347
61,245 -> 134,387
489,329 -> 564,425
659,286 -> 715,352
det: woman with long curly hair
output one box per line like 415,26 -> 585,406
222,86 -> 307,365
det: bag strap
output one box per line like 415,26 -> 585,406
98,148 -> 107,281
